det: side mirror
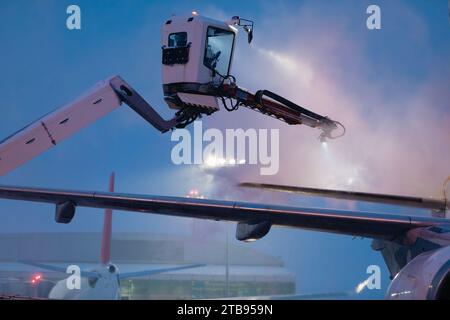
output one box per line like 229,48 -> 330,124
230,16 -> 254,44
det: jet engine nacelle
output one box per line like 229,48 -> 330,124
386,246 -> 450,300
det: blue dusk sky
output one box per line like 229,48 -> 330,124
0,1 -> 449,298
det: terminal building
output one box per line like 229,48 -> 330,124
0,232 -> 295,299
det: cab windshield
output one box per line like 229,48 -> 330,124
203,27 -> 235,76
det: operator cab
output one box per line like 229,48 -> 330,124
161,14 -> 251,114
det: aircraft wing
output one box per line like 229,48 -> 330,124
239,183 -> 447,211
22,262 -> 99,279
0,185 -> 447,240
118,264 -> 205,280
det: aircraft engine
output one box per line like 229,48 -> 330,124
386,245 -> 450,300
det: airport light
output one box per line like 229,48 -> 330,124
31,274 -> 42,285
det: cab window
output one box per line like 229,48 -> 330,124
203,27 -> 235,76
168,32 -> 187,47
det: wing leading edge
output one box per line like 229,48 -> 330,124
0,185 -> 446,240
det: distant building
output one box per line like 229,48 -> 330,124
0,233 -> 295,299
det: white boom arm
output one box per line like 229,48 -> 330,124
0,75 -> 184,176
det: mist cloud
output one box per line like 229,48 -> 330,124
194,1 -> 450,207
